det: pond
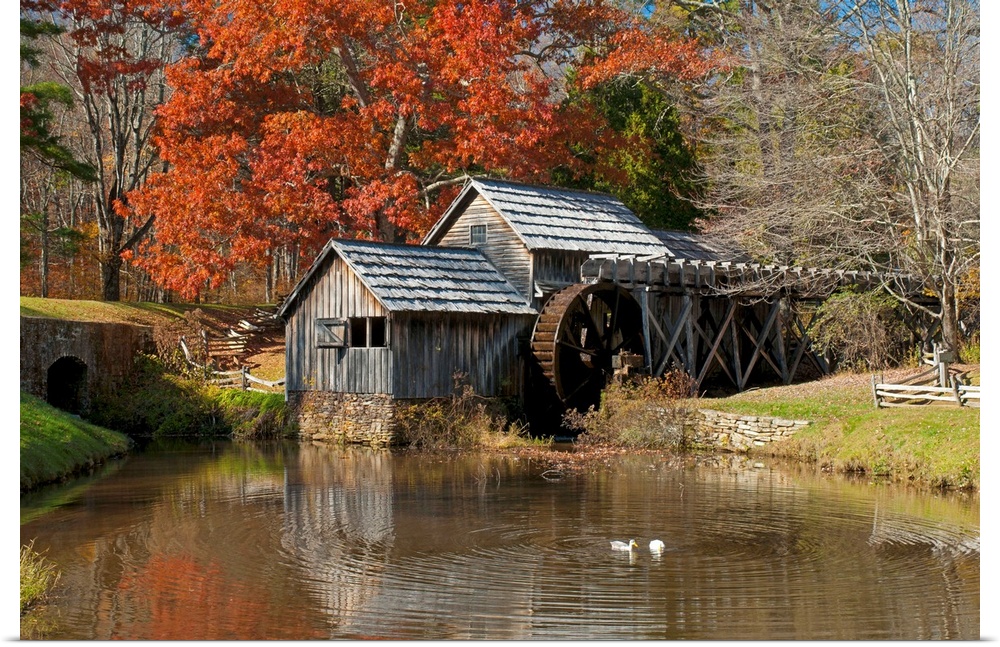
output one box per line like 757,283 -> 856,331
20,439 -> 979,640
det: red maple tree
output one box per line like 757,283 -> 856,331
124,0 -> 710,298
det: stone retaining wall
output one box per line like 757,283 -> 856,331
287,391 -> 811,451
20,317 -> 155,413
288,391 -> 405,446
691,409 -> 810,451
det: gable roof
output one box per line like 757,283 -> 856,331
423,178 -> 668,256
651,229 -> 752,263
277,239 -> 537,319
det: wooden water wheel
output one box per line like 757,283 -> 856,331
530,283 -> 646,412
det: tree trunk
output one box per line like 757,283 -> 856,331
39,210 -> 49,298
939,283 -> 960,358
101,253 -> 122,301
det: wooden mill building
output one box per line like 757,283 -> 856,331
279,178 -> 933,445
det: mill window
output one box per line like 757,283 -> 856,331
370,317 -> 387,347
349,317 -> 369,347
316,316 -> 388,348
470,224 -> 487,246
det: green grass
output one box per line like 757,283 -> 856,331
698,375 -> 980,489
20,541 -> 59,615
19,296 -> 252,326
20,391 -> 133,491
83,355 -> 295,440
212,388 -> 297,439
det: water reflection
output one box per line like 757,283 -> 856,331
20,441 -> 979,640
280,444 -> 396,631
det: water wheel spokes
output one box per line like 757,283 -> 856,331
531,283 -> 646,412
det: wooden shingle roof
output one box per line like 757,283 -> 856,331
651,229 -> 752,263
424,178 -> 668,256
278,239 -> 536,319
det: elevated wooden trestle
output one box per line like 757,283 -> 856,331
581,255 -> 938,392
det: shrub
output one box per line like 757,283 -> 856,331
88,354 -> 224,437
564,370 -> 698,449
959,334 -> 980,364
811,289 -> 908,371
396,374 -> 538,449
214,389 -> 296,439
88,354 -> 293,439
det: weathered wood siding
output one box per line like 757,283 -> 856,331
436,195 -> 532,299
532,250 -> 589,300
392,312 -> 535,399
286,254 -> 392,394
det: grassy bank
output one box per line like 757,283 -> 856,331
19,297 -> 979,487
19,296 -> 246,327
20,391 -> 133,491
696,370 -> 980,489
85,355 -> 295,440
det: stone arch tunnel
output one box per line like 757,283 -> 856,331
46,355 -> 89,414
20,317 -> 155,414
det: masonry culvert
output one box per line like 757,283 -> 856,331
47,356 -> 88,414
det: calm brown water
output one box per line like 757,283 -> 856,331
20,439 -> 979,640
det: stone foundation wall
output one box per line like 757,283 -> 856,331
287,391 -> 810,451
691,409 -> 810,451
288,391 -> 408,447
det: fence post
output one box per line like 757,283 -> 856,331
241,366 -> 248,391
871,374 -> 879,408
951,375 -> 963,407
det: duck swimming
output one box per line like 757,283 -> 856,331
649,539 -> 665,553
610,539 -> 638,551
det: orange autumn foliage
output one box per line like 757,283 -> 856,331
114,554 -> 327,639
125,0 -> 711,298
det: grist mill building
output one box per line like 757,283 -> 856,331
279,178 -> 932,445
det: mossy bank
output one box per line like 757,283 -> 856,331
21,358 -> 297,493
20,392 -> 133,491
84,355 -> 296,440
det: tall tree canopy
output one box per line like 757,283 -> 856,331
24,0 -> 186,301
555,78 -> 706,231
627,0 -> 978,354
124,0 -> 711,298
20,16 -> 98,298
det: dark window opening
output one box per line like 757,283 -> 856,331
470,224 -> 487,246
350,317 -> 368,347
370,317 -> 387,347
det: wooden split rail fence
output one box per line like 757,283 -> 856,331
871,380 -> 980,408
201,365 -> 286,393
179,335 -> 285,393
871,346 -> 980,408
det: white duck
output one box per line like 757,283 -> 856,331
649,539 -> 665,553
610,539 -> 638,551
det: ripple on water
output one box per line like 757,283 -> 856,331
20,444 -> 979,640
